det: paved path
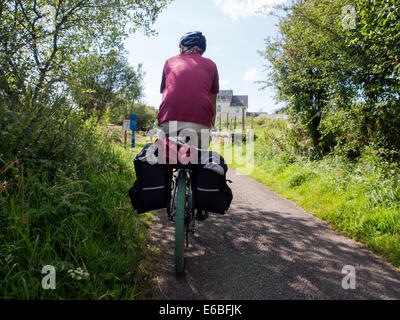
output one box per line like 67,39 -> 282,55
149,169 -> 400,300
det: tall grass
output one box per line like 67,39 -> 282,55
0,121 -> 155,299
225,117 -> 400,269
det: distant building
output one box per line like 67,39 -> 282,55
216,90 -> 248,121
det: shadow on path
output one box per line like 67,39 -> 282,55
149,169 -> 400,300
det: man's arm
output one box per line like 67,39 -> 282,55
160,71 -> 166,93
211,93 -> 217,126
160,61 -> 167,93
210,64 -> 219,127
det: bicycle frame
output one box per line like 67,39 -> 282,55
162,135 -> 203,273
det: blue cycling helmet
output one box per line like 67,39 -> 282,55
179,31 -> 206,54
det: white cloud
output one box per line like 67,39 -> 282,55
243,68 -> 260,82
214,0 -> 285,20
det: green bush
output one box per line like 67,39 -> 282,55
109,103 -> 157,131
0,114 -> 154,299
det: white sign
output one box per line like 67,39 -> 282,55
123,120 -> 130,131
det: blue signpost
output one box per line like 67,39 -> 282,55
130,114 -> 137,148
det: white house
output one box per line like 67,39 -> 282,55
216,90 -> 248,121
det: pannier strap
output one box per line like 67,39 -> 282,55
197,187 -> 220,192
142,186 -> 165,191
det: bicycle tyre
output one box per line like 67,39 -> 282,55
174,174 -> 186,273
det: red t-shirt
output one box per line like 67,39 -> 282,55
157,53 -> 219,127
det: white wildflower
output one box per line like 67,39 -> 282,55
68,266 -> 90,280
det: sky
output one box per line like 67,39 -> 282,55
124,0 -> 286,113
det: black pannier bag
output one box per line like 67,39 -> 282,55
128,143 -> 172,214
194,151 -> 233,214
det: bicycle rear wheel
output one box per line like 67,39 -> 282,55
174,173 -> 186,273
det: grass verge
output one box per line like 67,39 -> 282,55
0,126 -> 157,299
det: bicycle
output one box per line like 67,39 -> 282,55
164,136 -> 205,274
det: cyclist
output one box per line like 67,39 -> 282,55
157,31 -> 219,221
157,31 -> 219,150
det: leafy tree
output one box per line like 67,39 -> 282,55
346,0 -> 400,152
0,0 -> 170,160
1,0 -> 168,106
261,0 -> 347,156
261,0 -> 400,158
69,51 -> 144,121
109,102 -> 157,131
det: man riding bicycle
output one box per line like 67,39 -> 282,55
157,31 -> 219,221
157,31 -> 219,150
